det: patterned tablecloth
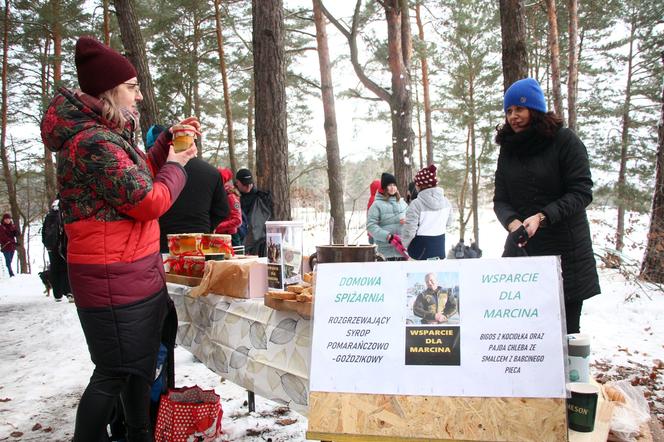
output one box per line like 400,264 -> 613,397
168,283 -> 312,414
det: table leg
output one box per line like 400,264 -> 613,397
247,390 -> 255,413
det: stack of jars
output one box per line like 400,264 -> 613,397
165,233 -> 233,278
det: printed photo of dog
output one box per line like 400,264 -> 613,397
38,270 -> 52,297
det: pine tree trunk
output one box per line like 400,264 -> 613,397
639,51 -> 664,283
386,0 -> 414,194
214,0 -> 237,172
192,5 -> 202,157
103,0 -> 110,45
545,0 -> 564,119
413,69 -> 423,170
469,81 -> 479,247
313,0 -> 346,244
615,18 -> 636,254
51,0 -> 61,86
321,0 -> 413,194
498,0 -> 528,90
1,0 -> 25,273
43,0 -> 60,203
567,0 -> 579,131
415,3 -> 433,167
252,0 -> 290,220
247,80 -> 254,171
41,38 -> 56,204
458,127 -> 471,241
113,0 -> 160,138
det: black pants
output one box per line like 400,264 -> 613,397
73,368 -> 152,442
565,300 -> 584,334
47,250 -> 70,298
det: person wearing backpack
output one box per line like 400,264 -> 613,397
42,199 -> 72,301
236,168 -> 273,257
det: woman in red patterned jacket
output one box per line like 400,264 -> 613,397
215,167 -> 243,245
40,36 -> 197,442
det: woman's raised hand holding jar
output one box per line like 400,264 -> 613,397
167,116 -> 200,166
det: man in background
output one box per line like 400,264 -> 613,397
159,134 -> 230,253
235,168 -> 273,256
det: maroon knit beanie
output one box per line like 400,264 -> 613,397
414,164 -> 438,189
2,213 -> 11,221
75,36 -> 137,97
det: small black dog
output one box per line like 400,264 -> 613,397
38,270 -> 52,297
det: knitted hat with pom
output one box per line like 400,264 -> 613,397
414,164 -> 438,189
75,36 -> 137,97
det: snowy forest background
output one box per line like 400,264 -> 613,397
0,0 -> 662,279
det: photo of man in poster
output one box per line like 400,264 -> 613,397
412,272 -> 459,325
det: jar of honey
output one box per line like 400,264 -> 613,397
200,234 -> 232,255
183,256 -> 205,278
167,233 -> 202,256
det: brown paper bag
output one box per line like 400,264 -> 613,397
190,258 -> 257,298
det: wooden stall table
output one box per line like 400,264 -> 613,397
168,282 -> 311,414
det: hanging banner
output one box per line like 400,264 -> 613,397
309,257 -> 567,398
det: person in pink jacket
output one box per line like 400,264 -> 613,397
215,168 -> 243,246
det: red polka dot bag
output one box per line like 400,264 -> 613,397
154,385 -> 223,442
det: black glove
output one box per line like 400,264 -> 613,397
508,225 -> 529,247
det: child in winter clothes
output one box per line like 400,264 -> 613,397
0,213 -> 18,276
401,165 -> 453,260
367,173 -> 408,260
215,167 -> 244,246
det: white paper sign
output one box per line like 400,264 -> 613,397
309,257 -> 567,398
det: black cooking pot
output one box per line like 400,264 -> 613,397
309,244 -> 384,268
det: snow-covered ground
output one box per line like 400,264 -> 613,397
0,208 -> 662,441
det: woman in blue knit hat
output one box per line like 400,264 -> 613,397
493,78 -> 600,334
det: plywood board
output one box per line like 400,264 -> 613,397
264,293 -> 312,319
307,392 -> 567,442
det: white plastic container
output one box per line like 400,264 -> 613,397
265,221 -> 304,290
567,333 -> 591,382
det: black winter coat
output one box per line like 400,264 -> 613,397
159,158 -> 230,253
493,127 -> 600,302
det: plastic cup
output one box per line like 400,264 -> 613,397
567,382 -> 599,432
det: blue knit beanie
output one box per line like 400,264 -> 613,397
503,78 -> 547,113
145,124 -> 166,150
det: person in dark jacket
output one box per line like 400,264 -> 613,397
41,199 -> 72,301
158,156 -> 230,253
40,36 -> 197,441
0,213 -> 19,277
236,168 -> 273,256
493,77 -> 600,334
